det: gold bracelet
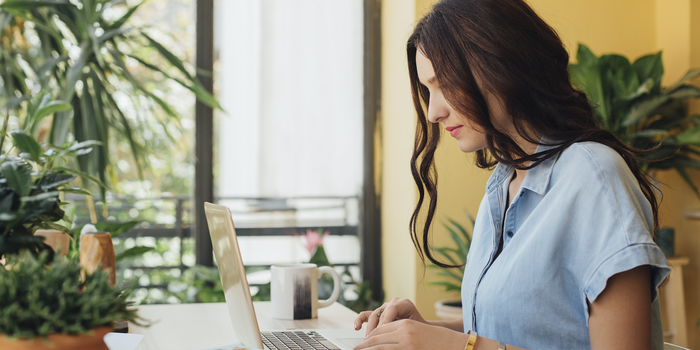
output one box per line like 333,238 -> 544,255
464,331 -> 477,350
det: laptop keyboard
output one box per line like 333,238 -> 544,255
261,331 -> 341,350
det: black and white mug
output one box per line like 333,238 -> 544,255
270,263 -> 340,319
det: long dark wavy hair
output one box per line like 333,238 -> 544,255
407,0 -> 660,268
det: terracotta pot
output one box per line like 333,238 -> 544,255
34,230 -> 71,256
0,327 -> 111,350
434,299 -> 463,320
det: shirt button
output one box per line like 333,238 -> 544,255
506,231 -> 514,238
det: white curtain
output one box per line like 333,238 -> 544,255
216,0 -> 364,200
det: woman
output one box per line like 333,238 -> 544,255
353,0 -> 670,349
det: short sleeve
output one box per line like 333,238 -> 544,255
583,242 -> 670,320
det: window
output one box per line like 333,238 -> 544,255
214,0 -> 369,297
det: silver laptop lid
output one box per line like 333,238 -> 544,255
204,202 -> 264,349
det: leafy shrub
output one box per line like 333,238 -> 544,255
0,251 -> 140,339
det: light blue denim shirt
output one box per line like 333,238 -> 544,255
461,141 -> 670,350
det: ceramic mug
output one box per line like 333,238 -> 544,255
270,263 -> 340,319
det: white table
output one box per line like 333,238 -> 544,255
129,302 -> 360,350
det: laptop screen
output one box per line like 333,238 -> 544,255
204,202 -> 265,349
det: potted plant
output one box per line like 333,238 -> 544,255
569,44 -> 700,195
428,214 -> 473,320
0,92 -> 102,260
0,250 -> 140,350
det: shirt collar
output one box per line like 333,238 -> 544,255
485,137 -> 561,195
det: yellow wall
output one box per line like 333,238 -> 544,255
380,0 -> 418,303
654,1 -> 700,349
380,0 -> 700,346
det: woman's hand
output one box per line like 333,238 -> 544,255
354,319 -> 469,350
354,298 -> 427,336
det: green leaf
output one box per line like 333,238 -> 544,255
677,126 -> 700,147
94,221 -> 140,237
667,84 -> 700,100
52,166 -> 110,190
623,94 -> 670,127
1,159 -> 32,196
434,268 -> 464,282
0,9 -> 12,31
38,222 -> 73,236
97,26 -> 134,44
10,130 -> 42,162
39,174 -> 76,191
447,217 -> 471,247
58,187 -> 91,196
141,32 -> 194,81
0,0 -> 70,10
37,56 -> 69,77
668,67 -> 700,91
570,59 -> 608,124
127,54 -> 222,110
619,78 -> 654,102
630,129 -> 666,140
431,247 -> 459,266
0,212 -> 17,221
444,222 -> 469,258
575,44 -> 598,67
108,1 -> 142,30
115,245 -> 154,262
31,101 -> 72,127
632,51 -> 664,91
600,54 -> 638,99
21,191 -> 60,202
63,42 -> 89,102
1,95 -> 31,111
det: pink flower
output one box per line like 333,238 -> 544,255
301,229 -> 330,254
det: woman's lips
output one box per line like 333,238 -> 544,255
445,125 -> 463,137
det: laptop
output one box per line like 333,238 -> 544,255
203,202 -> 365,350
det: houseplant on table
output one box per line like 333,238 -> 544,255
428,214 -> 473,320
569,44 -> 700,195
0,95 -> 144,349
0,251 -> 140,350
0,92 -> 101,260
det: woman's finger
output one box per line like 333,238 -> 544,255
377,304 -> 399,327
365,304 -> 387,336
354,323 -> 401,350
354,311 -> 373,331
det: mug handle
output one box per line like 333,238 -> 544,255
317,266 -> 340,308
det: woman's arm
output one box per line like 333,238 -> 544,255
588,265 -> 652,350
356,269 -> 654,350
354,299 -> 527,350
426,318 -> 464,332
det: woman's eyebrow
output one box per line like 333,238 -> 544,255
419,76 -> 438,88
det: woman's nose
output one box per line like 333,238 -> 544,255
427,95 -> 449,124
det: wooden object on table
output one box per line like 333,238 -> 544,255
0,326 -> 111,350
661,257 -> 690,347
80,233 -> 116,286
34,229 -> 71,256
129,301 -> 361,350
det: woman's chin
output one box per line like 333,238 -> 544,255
457,141 -> 486,154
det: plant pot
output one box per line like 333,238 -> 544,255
34,230 -> 71,256
434,299 -> 463,320
0,327 -> 111,350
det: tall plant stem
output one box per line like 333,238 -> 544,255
0,106 -> 9,154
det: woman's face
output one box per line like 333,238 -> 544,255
416,49 -> 518,154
